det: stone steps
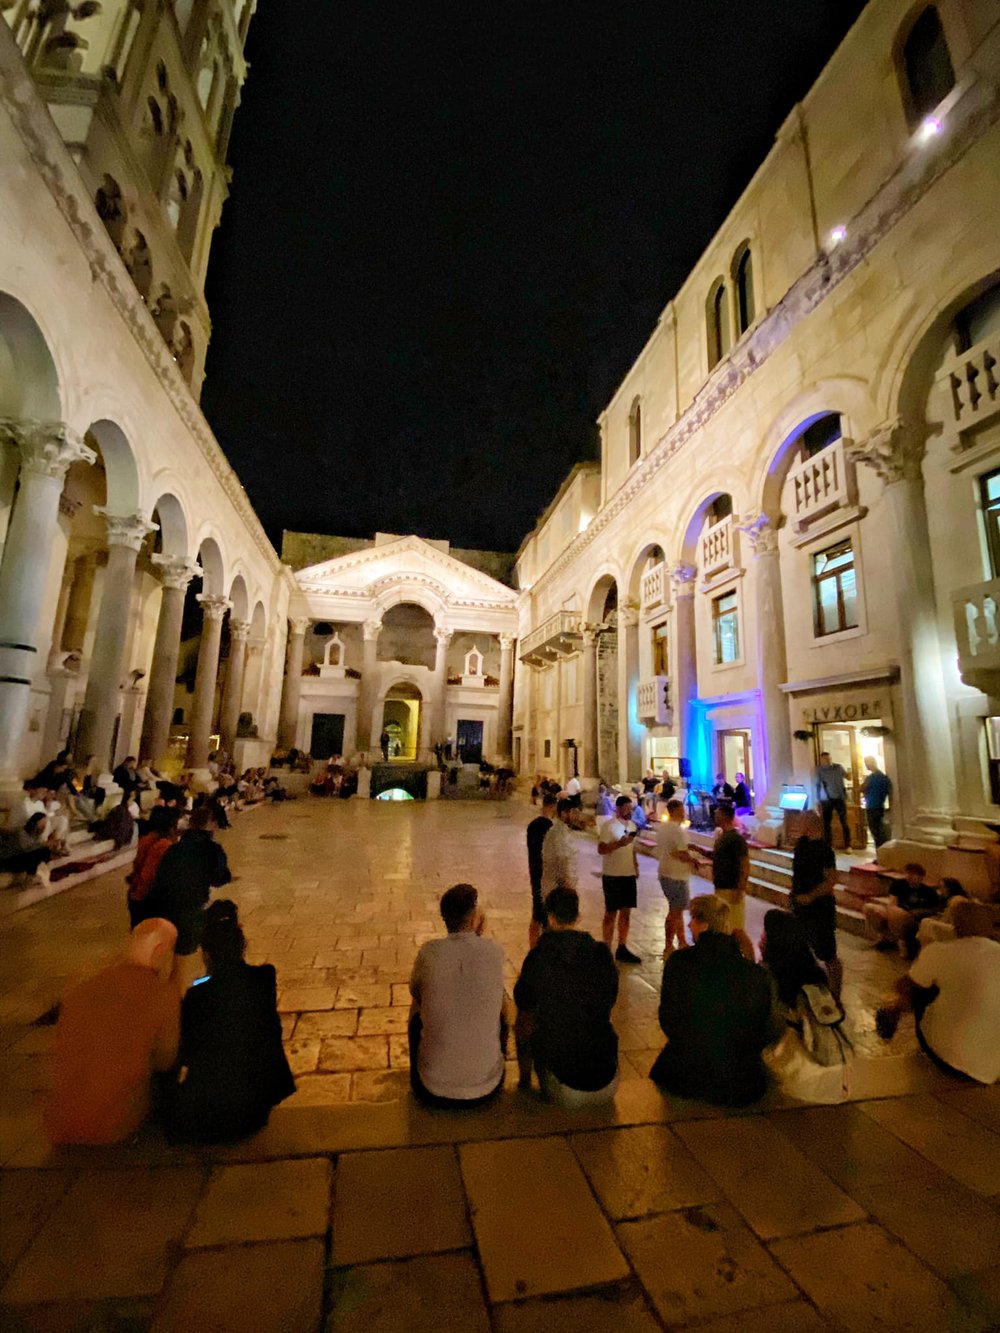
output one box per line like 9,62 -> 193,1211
0,835 -> 135,917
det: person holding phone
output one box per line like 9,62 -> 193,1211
598,794 -> 642,964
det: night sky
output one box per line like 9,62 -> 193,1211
202,0 -> 869,555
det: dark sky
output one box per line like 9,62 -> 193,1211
202,0 -> 869,555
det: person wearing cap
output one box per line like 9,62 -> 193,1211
45,919 -> 181,1144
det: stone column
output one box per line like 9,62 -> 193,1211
848,418 -> 957,839
738,513 -> 793,809
61,551 -> 98,653
277,617 -> 309,750
0,421 -> 94,782
47,562 -> 75,667
139,555 -> 197,763
497,633 -> 515,762
431,627 -> 453,754
353,617 -> 381,760
581,624 -> 600,780
670,563 -> 699,780
617,603 -> 642,783
75,511 -> 155,773
186,595 -> 231,769
219,618 -> 251,757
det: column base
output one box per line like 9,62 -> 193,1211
357,766 -> 372,799
0,777 -> 29,832
426,770 -> 442,800
901,807 -> 959,847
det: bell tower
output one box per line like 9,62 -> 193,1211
3,0 -> 256,398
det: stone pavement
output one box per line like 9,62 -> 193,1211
1,798 -> 998,1331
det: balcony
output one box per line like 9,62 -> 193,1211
787,438 -> 858,530
953,578 -> 1000,688
519,610 -> 582,665
702,515 -> 737,580
636,676 -> 672,725
938,333 -> 1000,439
640,561 -> 667,612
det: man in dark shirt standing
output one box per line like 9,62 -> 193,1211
791,810 -> 842,999
650,894 -> 775,1106
514,886 -> 619,1107
144,807 -> 232,990
526,792 -> 557,948
861,755 -> 892,852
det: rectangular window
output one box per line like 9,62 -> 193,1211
712,591 -> 740,664
652,622 -> 669,676
812,539 -> 859,636
543,738 -> 551,759
981,470 -> 1000,578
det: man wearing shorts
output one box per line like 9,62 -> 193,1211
656,798 -> 705,957
712,803 -> 749,935
526,792 -> 557,948
597,794 -> 641,964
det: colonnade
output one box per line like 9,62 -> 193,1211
0,416 -> 274,794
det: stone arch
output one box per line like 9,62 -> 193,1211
679,484 -> 740,565
369,576 -> 448,621
377,601 -> 437,669
196,534 -> 225,595
586,566 -> 622,623
249,599 -> 266,637
149,491 -> 189,557
624,537 -> 670,604
228,572 -> 249,622
83,419 -> 140,515
0,291 -> 62,419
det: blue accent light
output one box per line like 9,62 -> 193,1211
686,697 -> 713,791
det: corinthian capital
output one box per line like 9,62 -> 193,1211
669,562 -> 697,596
434,626 -> 453,645
289,617 -> 311,637
197,593 -> 232,622
362,618 -> 382,641
97,508 -> 157,550
0,418 -> 96,479
152,553 -> 199,591
845,417 -> 927,486
230,619 -> 252,641
736,512 -> 779,556
499,633 -> 516,652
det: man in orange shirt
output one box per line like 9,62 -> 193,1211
46,919 -> 181,1145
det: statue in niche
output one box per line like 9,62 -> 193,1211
462,645 -> 485,686
319,633 -> 346,677
123,229 -> 152,300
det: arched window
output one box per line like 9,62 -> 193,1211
628,396 -> 642,465
901,6 -> 955,126
734,245 -> 755,335
707,279 -> 731,369
798,413 -> 842,461
708,493 -> 732,526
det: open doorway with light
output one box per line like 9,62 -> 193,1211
381,683 -> 422,760
814,721 -> 888,847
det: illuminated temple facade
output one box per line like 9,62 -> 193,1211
1,0 -> 999,860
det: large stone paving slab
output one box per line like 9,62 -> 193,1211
0,1171 -> 74,1284
326,1251 -> 491,1332
1,1167 -> 203,1303
491,1283 -> 662,1332
859,1094 -> 1000,1195
460,1137 -> 628,1301
766,1103 -> 941,1190
186,1158 -> 331,1246
151,1239 -> 325,1332
331,1146 -> 470,1265
568,1124 -> 719,1220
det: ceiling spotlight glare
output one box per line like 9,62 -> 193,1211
919,116 -> 942,141
829,225 -> 848,247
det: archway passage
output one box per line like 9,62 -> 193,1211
380,682 -> 422,761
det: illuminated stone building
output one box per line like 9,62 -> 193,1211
514,0 -> 1000,850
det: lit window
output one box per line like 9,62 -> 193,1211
734,246 -> 755,334
980,470 -> 1000,579
712,591 -> 740,664
813,539 -> 859,636
901,7 -> 955,128
652,623 -> 669,675
706,279 -> 731,369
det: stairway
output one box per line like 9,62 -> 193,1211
0,827 -> 136,918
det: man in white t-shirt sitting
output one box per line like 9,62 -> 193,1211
876,899 -> 1000,1084
655,798 -> 709,958
598,794 -> 641,964
563,773 -> 582,810
408,883 -> 507,1107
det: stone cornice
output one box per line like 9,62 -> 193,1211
530,78 -> 1000,598
0,24 -> 281,576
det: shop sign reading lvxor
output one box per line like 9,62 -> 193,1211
801,699 -> 883,723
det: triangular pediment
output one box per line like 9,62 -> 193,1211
295,534 -> 517,607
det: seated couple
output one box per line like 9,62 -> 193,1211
408,883 -> 619,1109
46,901 -> 294,1146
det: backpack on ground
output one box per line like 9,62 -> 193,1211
799,983 -> 853,1067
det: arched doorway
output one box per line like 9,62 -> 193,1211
380,681 -> 422,760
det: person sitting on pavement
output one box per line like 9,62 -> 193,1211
16,780 -> 70,851
30,748 -> 75,795
864,862 -> 941,960
650,894 -> 776,1106
790,809 -> 843,1000
91,795 -> 136,850
540,797 -> 578,895
162,900 -> 295,1142
126,806 -> 181,928
0,812 -> 52,879
876,899 -> 1000,1084
143,805 -> 232,991
597,793 -> 642,964
112,755 -> 144,802
45,918 -> 180,1145
514,886 -> 619,1108
408,883 -> 507,1107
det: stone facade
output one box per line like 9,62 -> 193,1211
514,0 -> 1000,847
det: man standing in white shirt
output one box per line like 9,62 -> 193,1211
408,883 -> 507,1106
541,798 -> 578,895
564,773 -> 582,810
598,794 -> 641,964
656,797 -> 708,958
876,899 -> 1000,1084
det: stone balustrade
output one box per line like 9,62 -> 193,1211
939,332 -> 1000,436
952,576 -> 1000,686
701,515 -> 735,579
519,610 -> 582,663
640,561 -> 666,611
787,437 -> 856,529
636,675 -> 671,724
